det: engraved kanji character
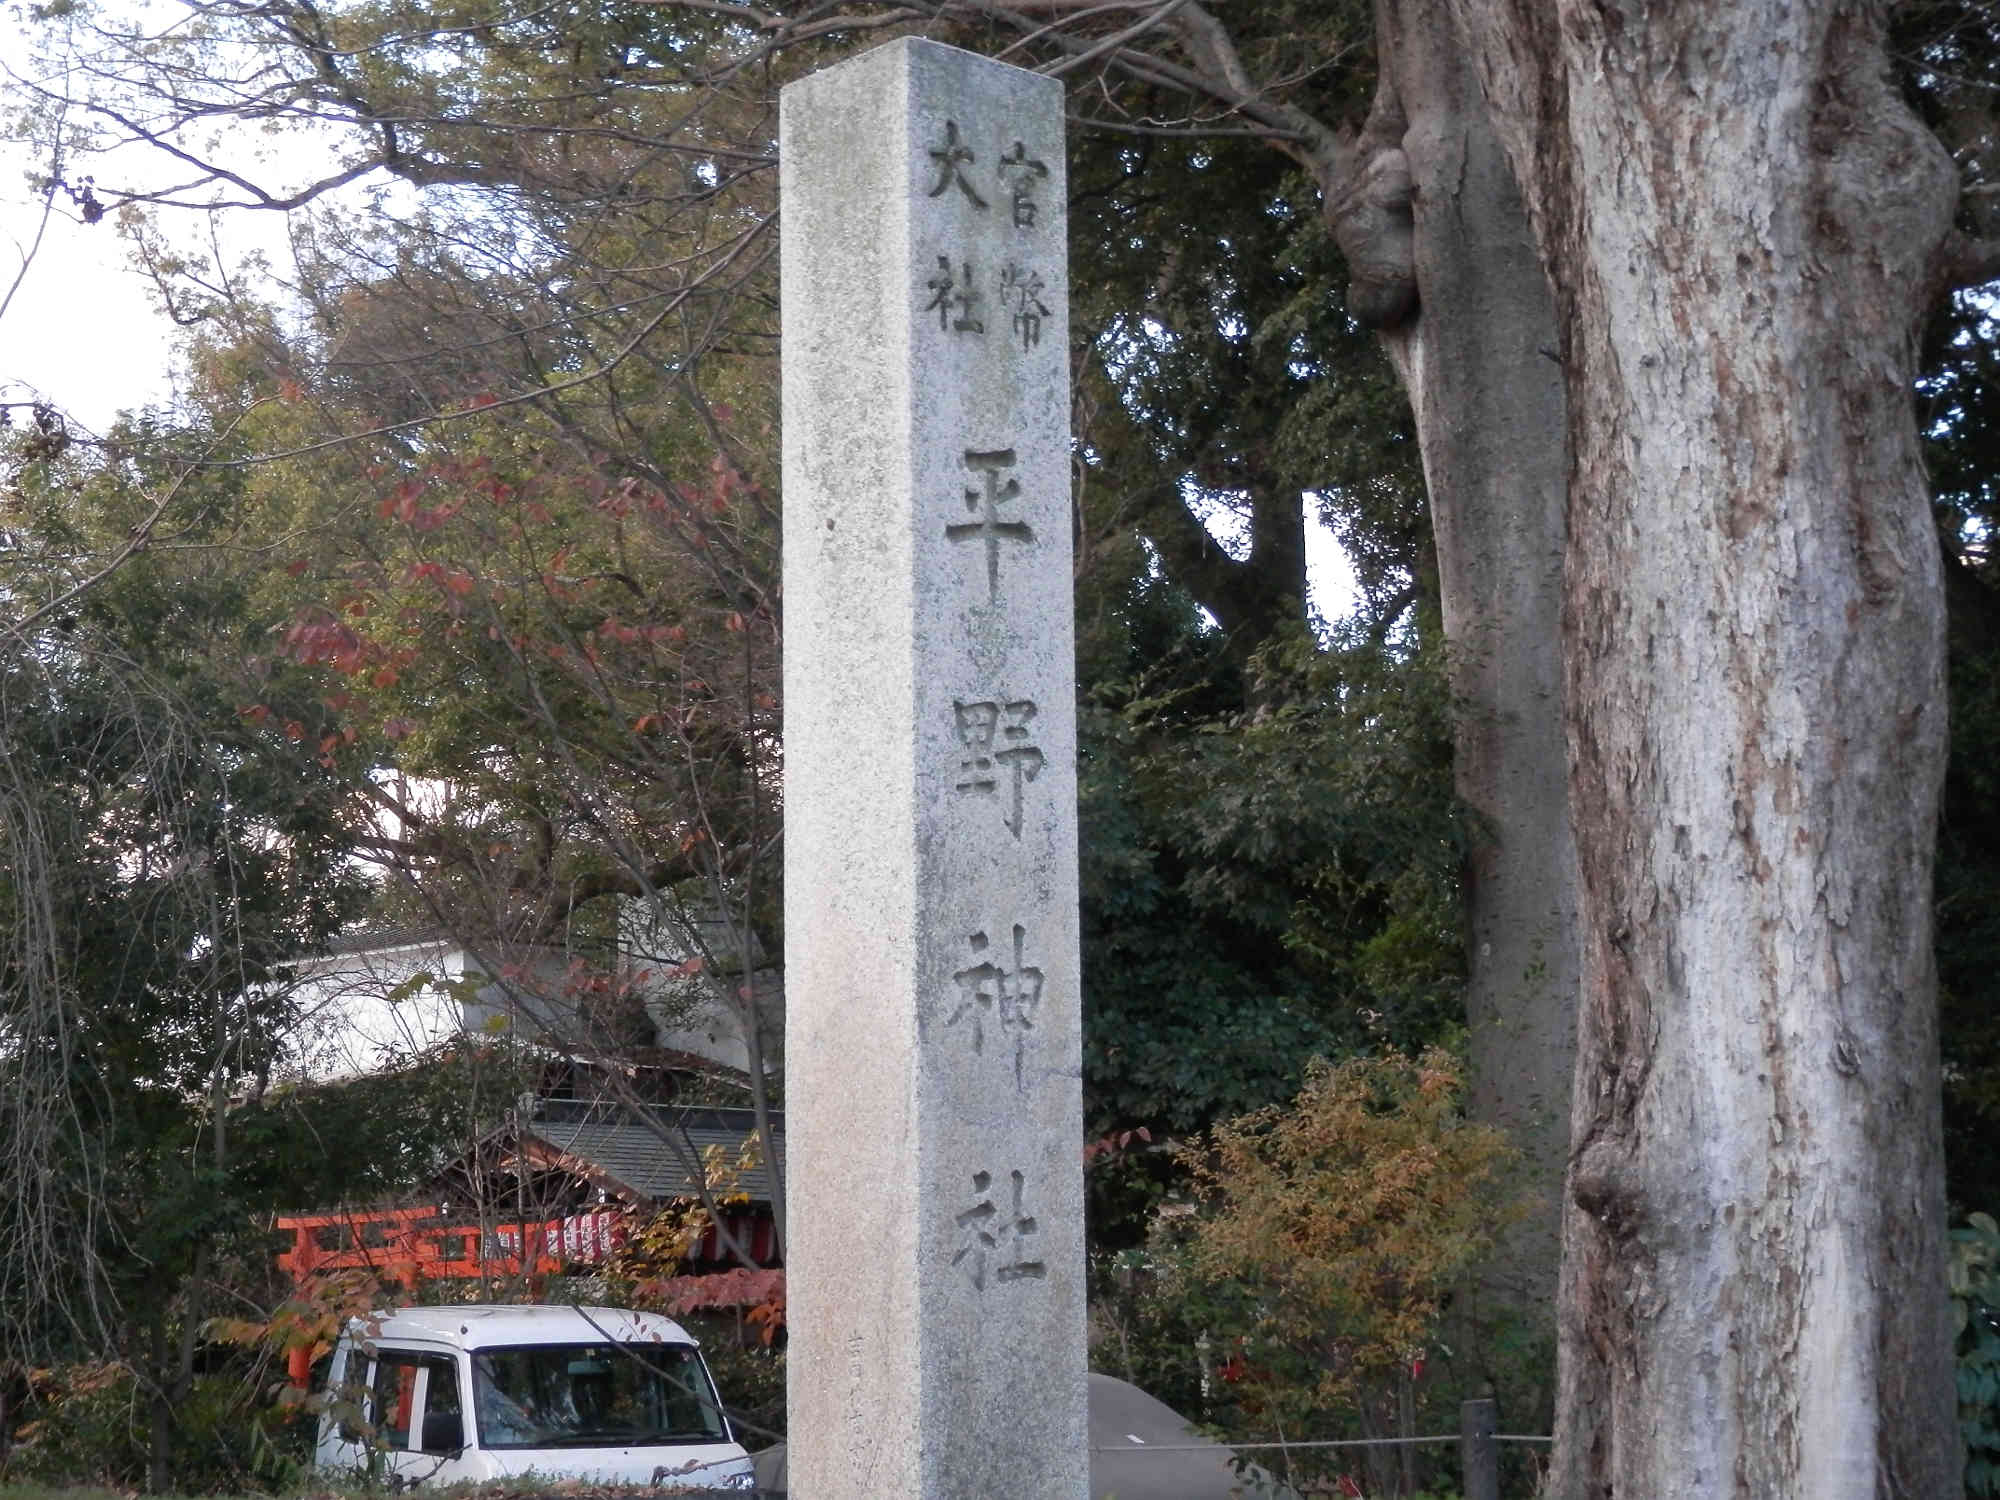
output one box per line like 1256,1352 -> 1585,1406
953,697 -> 1044,837
1000,264 -> 1050,350
947,924 -> 1045,1084
946,448 -> 1034,602
953,700 -> 1001,797
923,256 -> 984,334
996,141 -> 1050,229
950,1169 -> 1046,1291
925,120 -> 987,207
991,1171 -> 1047,1282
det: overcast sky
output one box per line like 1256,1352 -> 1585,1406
2,148 -> 180,430
1,3 -> 324,430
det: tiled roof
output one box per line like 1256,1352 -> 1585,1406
317,925 -> 455,957
526,1102 -> 785,1206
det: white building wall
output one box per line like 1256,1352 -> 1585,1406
284,936 -> 472,1080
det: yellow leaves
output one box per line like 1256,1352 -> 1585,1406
206,1267 -> 388,1364
602,1139 -> 769,1309
1178,1047 -> 1522,1390
207,1316 -> 269,1348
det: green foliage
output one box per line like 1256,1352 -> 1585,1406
1088,1245 -> 1256,1428
1068,127 -> 1427,655
1064,124 -> 1460,1251
1080,605 -> 1465,1205
683,1320 -> 785,1449
0,534 -> 371,1351
0,413 -> 512,1500
1955,1212 -> 2000,1496
1087,1050 -> 1520,1497
1,1364 -> 311,1493
1936,577 -> 2000,1212
22,0 -> 1460,1261
13,0 -> 805,1002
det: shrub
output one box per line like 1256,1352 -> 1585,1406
1955,1211 -> 2000,1497
690,1324 -> 785,1449
1157,1046 -> 1522,1497
1,1361 -> 309,1493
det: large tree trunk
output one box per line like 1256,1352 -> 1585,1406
1445,0 -> 1962,1490
1331,0 -> 1581,1366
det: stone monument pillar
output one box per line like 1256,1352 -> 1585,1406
780,36 -> 1085,1499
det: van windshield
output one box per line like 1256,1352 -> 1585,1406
470,1342 -> 727,1449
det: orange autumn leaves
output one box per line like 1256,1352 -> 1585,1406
1179,1048 -> 1525,1403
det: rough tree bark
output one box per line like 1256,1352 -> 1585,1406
1358,0 -> 1580,1344
1445,0 -> 1963,1490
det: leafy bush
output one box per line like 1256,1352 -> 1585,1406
1088,1047 -> 1522,1498
1955,1211 -> 2000,1497
1,1362 -> 309,1493
679,1316 -> 785,1449
1181,1048 -> 1520,1401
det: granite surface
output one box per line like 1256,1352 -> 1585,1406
780,36 -> 1085,1499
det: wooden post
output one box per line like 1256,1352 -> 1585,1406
1461,1395 -> 1499,1500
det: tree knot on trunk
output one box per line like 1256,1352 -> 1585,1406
1571,1140 -> 1646,1244
1327,147 -> 1418,330
1832,1030 -> 1861,1077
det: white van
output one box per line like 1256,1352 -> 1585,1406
314,1304 -> 756,1492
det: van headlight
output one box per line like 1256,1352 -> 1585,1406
715,1471 -> 756,1492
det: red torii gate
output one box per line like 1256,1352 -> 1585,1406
275,1204 -> 627,1284
272,1204 -> 779,1384
273,1205 -> 624,1384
